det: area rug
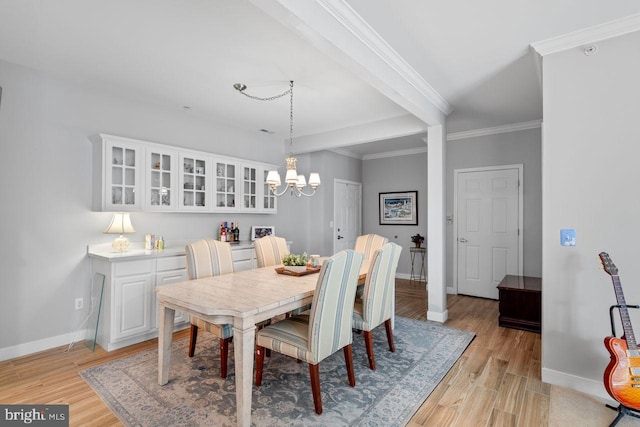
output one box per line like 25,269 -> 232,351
79,317 -> 474,426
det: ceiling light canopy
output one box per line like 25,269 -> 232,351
233,80 -> 320,197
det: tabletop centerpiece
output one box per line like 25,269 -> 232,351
282,252 -> 309,273
411,233 -> 425,248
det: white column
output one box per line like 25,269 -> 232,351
426,125 -> 448,323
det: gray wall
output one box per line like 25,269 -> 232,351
445,128 -> 543,288
362,152 -> 428,277
0,59 -> 318,353
541,30 -> 640,399
308,151 -> 363,257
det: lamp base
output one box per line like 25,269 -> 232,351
112,235 -> 130,252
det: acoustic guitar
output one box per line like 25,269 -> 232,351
599,251 -> 640,410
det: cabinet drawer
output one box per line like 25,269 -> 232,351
156,255 -> 186,272
114,259 -> 153,277
232,248 -> 254,262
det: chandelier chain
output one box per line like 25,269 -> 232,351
236,87 -> 291,102
289,81 -> 294,152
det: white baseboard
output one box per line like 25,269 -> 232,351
427,309 -> 449,323
542,367 -> 616,405
0,329 -> 88,362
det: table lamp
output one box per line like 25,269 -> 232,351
104,212 -> 136,252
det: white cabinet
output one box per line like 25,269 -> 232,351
241,164 -> 277,213
87,242 -> 271,351
180,154 -> 210,211
261,168 -> 277,213
241,164 -> 258,211
113,272 -> 153,341
154,257 -> 189,327
232,247 -> 256,271
214,159 -> 238,211
146,147 -> 178,211
89,250 -> 189,351
92,133 -> 277,214
92,135 -> 143,211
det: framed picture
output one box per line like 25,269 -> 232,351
251,225 -> 275,241
379,191 -> 418,225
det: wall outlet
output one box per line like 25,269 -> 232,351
75,298 -> 83,310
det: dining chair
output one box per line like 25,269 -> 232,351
184,239 -> 235,378
352,242 -> 402,370
354,233 -> 388,297
255,249 -> 364,415
254,235 -> 289,267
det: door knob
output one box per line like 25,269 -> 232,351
337,235 -> 343,240
459,238 -> 468,243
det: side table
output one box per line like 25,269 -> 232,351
410,247 -> 426,284
497,275 -> 541,333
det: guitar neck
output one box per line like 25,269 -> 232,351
612,275 -> 638,350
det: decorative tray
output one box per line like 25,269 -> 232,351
275,266 -> 322,276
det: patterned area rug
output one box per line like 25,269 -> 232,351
80,317 -> 474,426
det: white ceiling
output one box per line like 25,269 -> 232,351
0,0 -> 638,157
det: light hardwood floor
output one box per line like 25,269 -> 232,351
0,279 -> 620,426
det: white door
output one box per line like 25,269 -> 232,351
334,180 -> 361,254
456,166 -> 521,299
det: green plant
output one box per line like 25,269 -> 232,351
411,233 -> 425,244
282,252 -> 308,266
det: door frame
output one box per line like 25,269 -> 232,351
452,164 -> 524,295
333,179 -> 362,255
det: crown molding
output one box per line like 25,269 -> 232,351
362,146 -> 427,160
316,0 -> 452,116
447,120 -> 542,141
330,148 -> 363,160
531,13 -> 640,56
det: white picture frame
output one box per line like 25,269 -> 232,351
251,225 -> 275,241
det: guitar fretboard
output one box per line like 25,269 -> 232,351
613,275 -> 638,350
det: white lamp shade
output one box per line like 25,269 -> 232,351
296,174 -> 307,188
308,173 -> 321,188
285,168 -> 298,184
104,212 -> 136,234
266,170 -> 281,186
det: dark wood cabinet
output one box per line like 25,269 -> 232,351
497,275 -> 541,334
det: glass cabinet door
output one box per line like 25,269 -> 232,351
181,155 -> 208,210
262,169 -> 277,212
215,161 -> 237,209
148,149 -> 175,210
242,165 -> 257,210
108,143 -> 140,210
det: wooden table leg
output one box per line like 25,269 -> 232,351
158,304 -> 175,385
233,316 -> 256,427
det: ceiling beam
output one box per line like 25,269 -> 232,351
291,114 -> 428,153
249,0 -> 449,129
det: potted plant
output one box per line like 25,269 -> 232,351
282,252 -> 309,273
411,233 -> 425,248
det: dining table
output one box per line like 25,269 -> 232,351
156,262 -> 368,427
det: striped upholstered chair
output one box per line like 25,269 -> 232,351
255,249 -> 364,414
354,233 -> 389,262
254,235 -> 289,267
352,242 -> 402,370
185,239 -> 235,378
354,234 -> 388,297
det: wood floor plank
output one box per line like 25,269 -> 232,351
455,384 -> 498,426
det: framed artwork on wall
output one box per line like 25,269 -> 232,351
251,225 -> 275,240
379,191 -> 418,225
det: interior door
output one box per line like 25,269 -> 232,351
456,167 -> 520,299
334,180 -> 361,254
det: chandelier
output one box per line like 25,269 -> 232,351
233,80 -> 320,197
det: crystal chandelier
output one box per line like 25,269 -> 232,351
233,80 -> 320,197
